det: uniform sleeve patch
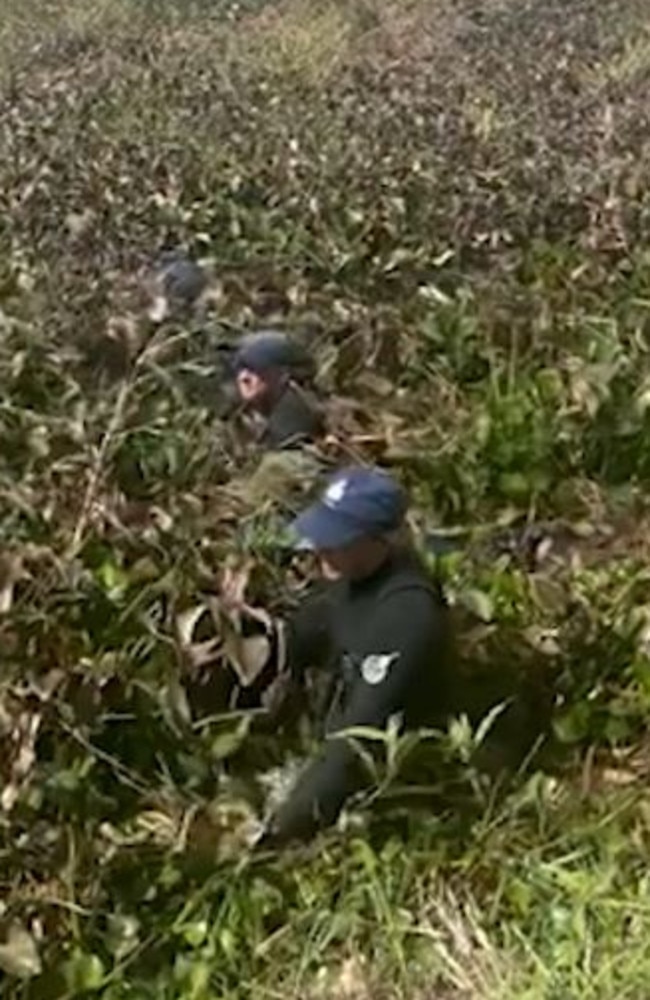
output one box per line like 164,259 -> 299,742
361,652 -> 399,685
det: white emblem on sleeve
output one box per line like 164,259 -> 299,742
361,652 -> 399,686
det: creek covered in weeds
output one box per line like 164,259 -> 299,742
3,1 -> 650,997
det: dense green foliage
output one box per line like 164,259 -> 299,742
3,1 -> 650,996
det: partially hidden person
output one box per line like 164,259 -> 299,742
231,330 -> 325,452
255,465 -> 454,846
145,250 -> 209,324
141,254 -> 326,449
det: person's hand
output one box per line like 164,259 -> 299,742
218,561 -> 279,639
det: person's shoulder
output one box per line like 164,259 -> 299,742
376,583 -> 443,632
373,567 -> 449,660
379,551 -> 445,604
266,383 -> 324,447
278,382 -> 323,421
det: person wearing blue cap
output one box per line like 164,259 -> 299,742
145,250 -> 209,324
256,465 -> 453,846
232,330 -> 324,450
139,261 -> 325,441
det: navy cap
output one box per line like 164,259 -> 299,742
290,466 -> 407,551
157,254 -> 207,305
233,331 -> 305,375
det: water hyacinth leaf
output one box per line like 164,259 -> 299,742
459,588 -> 494,623
222,632 -> 271,687
522,625 -> 562,656
2,709 -> 41,813
210,714 -> 251,760
498,472 -> 533,501
176,604 -> 221,667
0,551 -> 26,614
0,925 -> 42,979
553,703 -> 593,744
528,577 -> 569,614
181,919 -> 209,948
186,797 -> 262,859
64,951 -> 105,992
3,0 -> 650,994
176,605 -> 211,648
95,553 -> 130,599
474,701 -> 510,748
106,914 -> 140,959
447,715 -> 475,761
161,676 -> 193,730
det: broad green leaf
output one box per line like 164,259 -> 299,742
64,952 -> 105,992
460,589 -> 494,623
210,716 -> 251,760
0,925 -> 42,979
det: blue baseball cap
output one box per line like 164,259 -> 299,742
156,252 -> 207,305
233,331 -> 305,376
290,467 -> 407,551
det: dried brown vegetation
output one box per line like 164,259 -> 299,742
3,1 -> 650,997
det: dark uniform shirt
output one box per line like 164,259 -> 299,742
260,381 -> 325,450
267,550 -> 452,844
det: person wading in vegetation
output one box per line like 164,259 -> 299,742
231,330 -> 325,451
142,253 -> 325,445
250,465 -> 453,846
145,250 -> 209,324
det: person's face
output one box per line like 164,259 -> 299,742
316,536 -> 388,581
236,368 -> 269,405
141,271 -> 169,324
236,367 -> 287,408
